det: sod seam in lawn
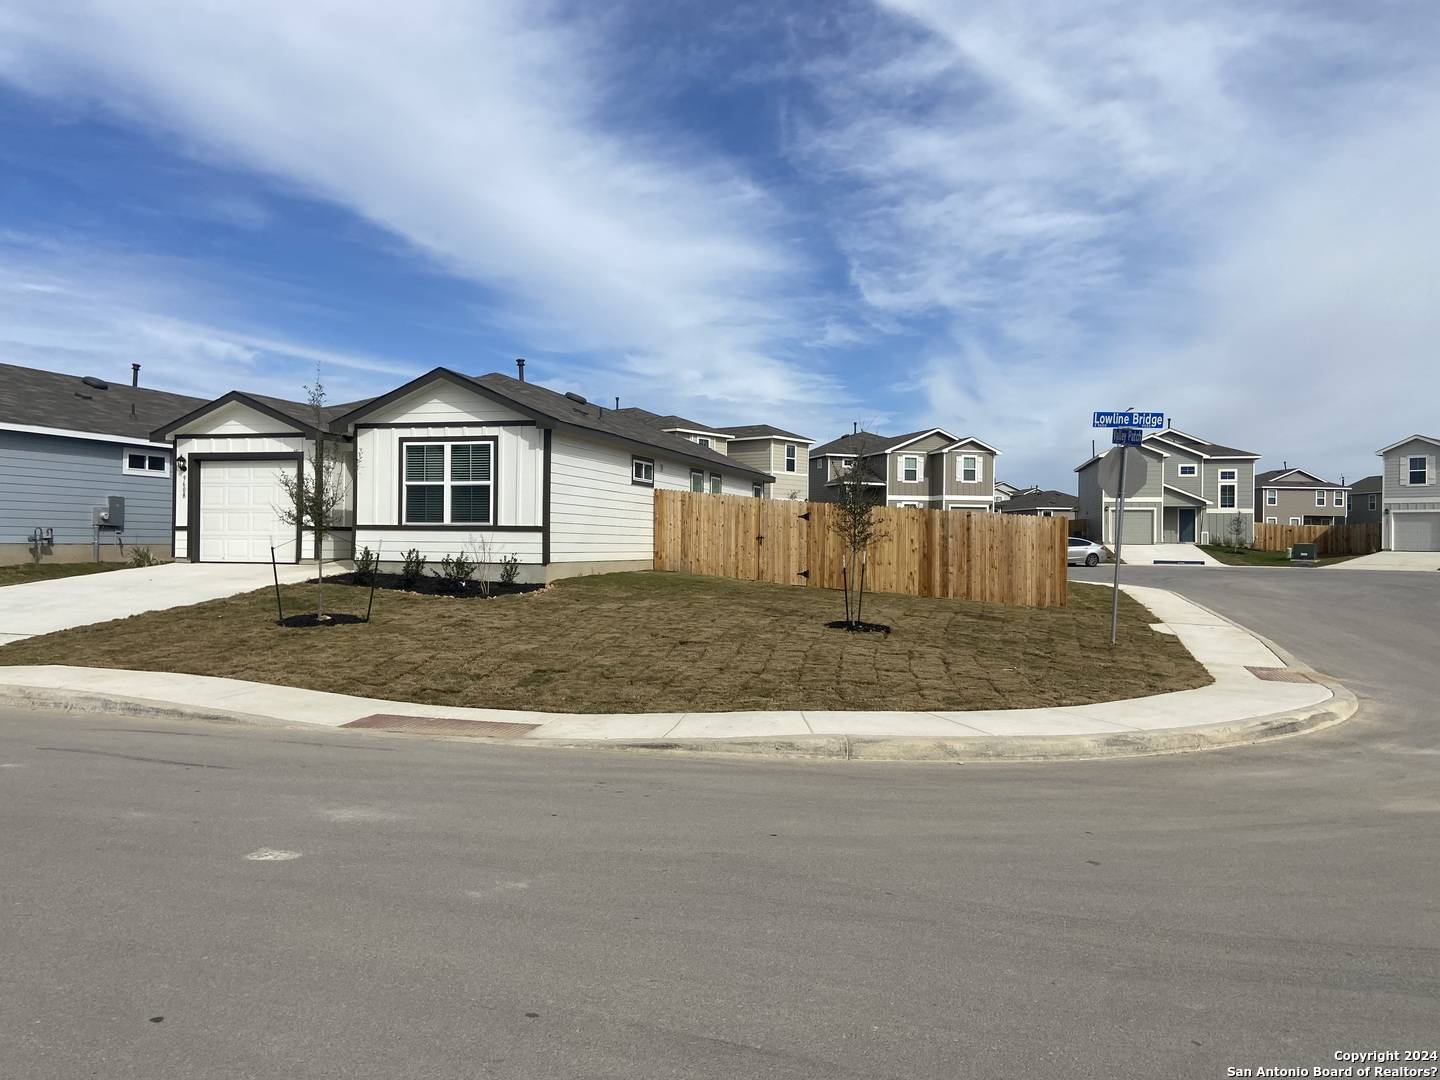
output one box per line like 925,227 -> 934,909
0,572 -> 1210,714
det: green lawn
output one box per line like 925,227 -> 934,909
0,562 -> 132,588
0,571 -> 1209,714
1199,546 -> 1359,568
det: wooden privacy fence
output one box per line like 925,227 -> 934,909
1252,521 -> 1382,556
653,490 -> 1068,608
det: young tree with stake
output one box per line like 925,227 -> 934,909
275,373 -> 349,622
828,460 -> 889,628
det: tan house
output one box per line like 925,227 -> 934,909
808,427 -> 1001,510
1254,468 -> 1348,526
611,409 -> 811,499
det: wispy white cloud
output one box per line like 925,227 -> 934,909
0,0 -> 849,423
790,0 -> 1440,483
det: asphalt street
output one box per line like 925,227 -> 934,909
1,567 -> 1436,1079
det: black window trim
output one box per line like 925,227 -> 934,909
397,436 -> 499,527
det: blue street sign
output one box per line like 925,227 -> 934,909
1093,411 -> 1165,429
1112,427 -> 1144,446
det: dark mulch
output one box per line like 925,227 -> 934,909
279,612 -> 368,628
315,572 -> 544,599
0,571 -> 1211,714
825,620 -> 892,634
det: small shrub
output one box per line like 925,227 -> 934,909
499,553 -> 520,585
399,548 -> 427,588
354,546 -> 379,584
127,546 -> 162,568
433,551 -> 478,594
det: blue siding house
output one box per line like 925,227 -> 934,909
0,362 -> 204,564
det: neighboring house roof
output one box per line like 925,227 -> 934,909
1001,489 -> 1080,513
1074,442 -> 1169,472
611,407 -> 734,439
811,428 -> 959,457
995,480 -> 1021,495
938,436 -> 1002,455
1144,427 -> 1260,459
1256,468 -> 1340,488
1376,433 -> 1440,455
0,361 -> 206,443
713,423 -> 812,442
1348,474 -> 1383,494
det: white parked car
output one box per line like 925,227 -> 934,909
1066,536 -> 1105,567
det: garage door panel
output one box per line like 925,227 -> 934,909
198,459 -> 295,562
1394,512 -> 1440,551
1118,509 -> 1153,545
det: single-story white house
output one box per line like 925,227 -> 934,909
150,365 -> 775,581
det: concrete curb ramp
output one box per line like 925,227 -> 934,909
0,584 -> 1356,763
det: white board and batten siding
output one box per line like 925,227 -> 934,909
351,381 -> 544,564
549,431 -> 756,564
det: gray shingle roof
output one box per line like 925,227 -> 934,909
1000,488 -> 1080,513
0,361 -> 207,441
1348,474 -> 1382,493
1255,468 -> 1339,488
714,423 -> 812,442
1145,429 -> 1259,458
810,430 -> 935,457
468,373 -> 773,482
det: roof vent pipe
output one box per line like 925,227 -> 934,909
516,357 -> 526,382
852,421 -> 858,435
131,362 -> 140,387
615,396 -> 620,410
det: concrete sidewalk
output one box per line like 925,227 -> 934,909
1328,551 -> 1440,571
0,561 -> 333,644
0,584 -> 1354,761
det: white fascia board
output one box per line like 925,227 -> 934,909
937,436 -> 1002,455
1376,433 -> 1440,455
0,421 -> 171,450
662,427 -> 734,440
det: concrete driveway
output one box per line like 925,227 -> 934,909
0,562 -> 323,644
1332,550 -> 1440,571
1119,542 -> 1220,566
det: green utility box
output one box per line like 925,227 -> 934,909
1290,542 -> 1319,562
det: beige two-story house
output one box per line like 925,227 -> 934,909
808,428 -> 1001,510
611,409 -> 812,499
1377,434 -> 1440,550
1076,427 -> 1260,546
1254,468 -> 1348,526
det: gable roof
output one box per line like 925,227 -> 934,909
614,409 -> 735,439
150,388 -> 372,440
938,435 -> 1002,455
1255,467 -> 1339,488
1376,433 -> 1440,455
713,423 -> 812,442
811,428 -> 956,456
1144,427 -> 1259,459
0,361 -> 207,443
1001,488 -> 1080,512
1348,474 -> 1383,494
1074,442 -> 1168,472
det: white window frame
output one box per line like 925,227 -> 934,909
402,440 -> 495,526
696,436 -> 711,449
1333,490 -> 1344,506
708,472 -> 722,495
1315,490 -> 1325,506
122,447 -> 169,477
1178,463 -> 1198,477
631,456 -> 654,486
690,469 -> 705,492
959,454 -> 979,484
1266,488 -> 1277,505
900,455 -> 922,483
1289,517 -> 1301,525
1408,456 -> 1427,485
897,501 -> 922,509
1265,516 -> 1277,524
752,482 -> 764,498
784,444 -> 797,472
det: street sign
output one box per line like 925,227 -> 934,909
1112,427 -> 1144,446
1093,411 -> 1165,429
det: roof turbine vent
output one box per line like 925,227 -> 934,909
81,376 -> 110,390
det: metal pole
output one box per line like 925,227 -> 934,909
364,542 -> 381,623
1109,443 -> 1128,646
271,545 -> 284,625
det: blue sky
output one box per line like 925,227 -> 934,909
1,1 -> 1438,487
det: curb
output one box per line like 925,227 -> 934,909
0,670 -> 1359,765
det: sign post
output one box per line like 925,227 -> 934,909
1092,412 -> 1165,647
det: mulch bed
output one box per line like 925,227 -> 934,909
315,572 -> 544,599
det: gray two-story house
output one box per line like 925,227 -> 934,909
1076,427 -> 1260,546
1346,474 -> 1383,525
1254,468 -> 1348,526
809,428 -> 1000,511
0,362 -> 203,564
1376,435 -> 1440,550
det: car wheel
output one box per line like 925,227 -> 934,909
1085,552 -> 1100,566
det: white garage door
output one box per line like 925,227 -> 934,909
197,460 -> 295,562
1393,512 -> 1440,552
1117,509 -> 1153,545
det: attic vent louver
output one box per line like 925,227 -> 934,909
564,392 -> 588,405
81,376 -> 110,390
